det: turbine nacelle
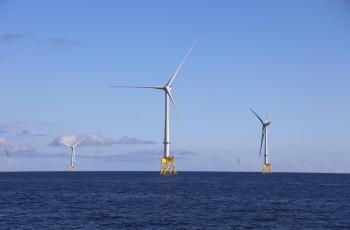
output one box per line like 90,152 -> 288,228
165,86 -> 172,93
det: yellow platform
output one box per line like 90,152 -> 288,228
69,166 -> 76,172
160,156 -> 176,175
262,163 -> 271,174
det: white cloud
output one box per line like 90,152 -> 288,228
51,134 -> 155,147
6,143 -> 36,154
50,134 -> 79,146
0,137 -> 8,147
81,133 -> 115,146
0,138 -> 36,155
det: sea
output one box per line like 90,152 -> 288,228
0,172 -> 349,229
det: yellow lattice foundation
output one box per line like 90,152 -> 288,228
160,156 -> 177,175
262,163 -> 271,174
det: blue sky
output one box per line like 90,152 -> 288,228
1,0 -> 350,172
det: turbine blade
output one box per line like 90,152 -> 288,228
265,109 -> 274,122
167,91 -> 180,115
259,128 -> 265,158
250,109 -> 264,124
61,142 -> 72,148
110,85 -> 163,90
166,40 -> 197,87
74,139 -> 84,147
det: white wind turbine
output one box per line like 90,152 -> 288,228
250,109 -> 272,173
62,139 -> 84,171
111,41 -> 196,175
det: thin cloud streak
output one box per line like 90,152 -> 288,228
98,149 -> 198,161
0,125 -> 9,133
13,149 -> 198,161
115,136 -> 155,145
0,33 -> 26,42
48,37 -> 80,46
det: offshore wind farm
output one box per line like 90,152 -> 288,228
1,0 -> 350,229
1,2 -> 349,174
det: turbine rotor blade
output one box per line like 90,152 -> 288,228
250,109 -> 264,124
61,142 -> 72,148
167,91 -> 180,115
73,139 -> 84,147
166,40 -> 197,87
265,109 -> 274,123
110,85 -> 163,90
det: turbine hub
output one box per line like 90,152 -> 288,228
165,86 -> 172,92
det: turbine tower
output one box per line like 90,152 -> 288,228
250,109 -> 272,174
111,41 -> 196,175
62,139 -> 83,171
4,148 -> 10,172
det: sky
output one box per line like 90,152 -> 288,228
0,0 -> 350,172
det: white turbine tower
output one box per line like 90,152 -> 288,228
111,41 -> 196,175
250,109 -> 272,174
62,139 -> 84,171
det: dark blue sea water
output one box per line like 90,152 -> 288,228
0,172 -> 350,229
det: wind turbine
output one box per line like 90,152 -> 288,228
62,139 -> 84,171
236,158 -> 240,171
111,41 -> 196,175
250,109 -> 272,174
4,148 -> 10,172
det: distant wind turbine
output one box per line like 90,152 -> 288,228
62,139 -> 84,171
250,109 -> 272,174
111,41 -> 196,175
4,148 -> 10,172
